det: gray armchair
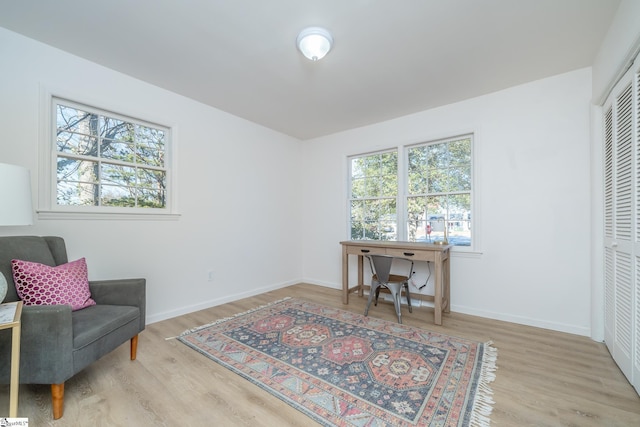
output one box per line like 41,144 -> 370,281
0,236 -> 145,419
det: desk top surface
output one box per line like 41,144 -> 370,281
340,240 -> 451,251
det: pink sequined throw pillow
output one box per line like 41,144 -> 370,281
11,258 -> 96,311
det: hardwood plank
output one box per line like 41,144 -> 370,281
1,283 -> 638,426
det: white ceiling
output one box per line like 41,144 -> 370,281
0,0 -> 620,140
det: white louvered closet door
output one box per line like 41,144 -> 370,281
603,58 -> 640,394
636,65 -> 640,392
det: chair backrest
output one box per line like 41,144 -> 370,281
0,236 -> 68,302
368,255 -> 395,283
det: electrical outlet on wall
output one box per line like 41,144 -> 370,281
208,270 -> 215,282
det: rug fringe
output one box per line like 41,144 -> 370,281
165,297 -> 292,340
469,340 -> 498,427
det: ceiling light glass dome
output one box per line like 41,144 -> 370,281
297,27 -> 333,61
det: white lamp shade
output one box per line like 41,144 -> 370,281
297,27 -> 333,61
0,163 -> 33,226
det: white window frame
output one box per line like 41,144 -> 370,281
38,92 -> 179,220
405,134 -> 474,250
347,133 -> 477,253
348,148 -> 400,241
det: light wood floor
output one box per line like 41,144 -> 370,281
1,283 -> 639,426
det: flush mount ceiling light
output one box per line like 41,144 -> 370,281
296,27 -> 333,61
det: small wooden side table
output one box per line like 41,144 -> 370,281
0,301 -> 23,417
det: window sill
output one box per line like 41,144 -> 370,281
37,210 -> 181,221
451,249 -> 483,259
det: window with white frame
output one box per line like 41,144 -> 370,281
348,134 -> 473,248
51,98 -> 170,212
406,136 -> 472,246
349,150 -> 398,240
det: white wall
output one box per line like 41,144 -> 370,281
301,68 -> 593,336
0,27 -> 303,324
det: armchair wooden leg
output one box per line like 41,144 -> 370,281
51,383 -> 64,420
130,334 -> 138,360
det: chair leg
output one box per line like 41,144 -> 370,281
405,283 -> 413,313
364,282 -> 380,316
385,283 -> 403,324
394,292 -> 403,324
131,334 -> 139,360
51,382 -> 64,419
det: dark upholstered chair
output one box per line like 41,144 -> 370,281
0,236 -> 145,419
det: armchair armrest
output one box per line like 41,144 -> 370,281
17,305 -> 74,384
89,278 -> 146,331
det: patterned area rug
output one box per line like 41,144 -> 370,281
178,298 -> 497,426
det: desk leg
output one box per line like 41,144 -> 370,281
342,245 -> 349,304
434,253 -> 443,325
443,254 -> 451,313
10,323 -> 21,417
358,255 -> 364,297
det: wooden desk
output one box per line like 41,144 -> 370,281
340,241 -> 451,325
0,301 -> 23,417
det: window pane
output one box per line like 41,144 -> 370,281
407,196 -> 426,241
57,181 -> 98,206
351,177 -> 365,198
449,165 -> 471,191
100,117 -> 135,142
408,172 -> 427,194
428,168 -> 450,193
136,125 -> 166,167
136,125 -> 165,148
138,187 -> 166,208
380,152 -> 397,174
101,139 -> 135,162
364,177 -> 380,198
350,200 -> 366,239
381,173 -> 396,197
363,156 -> 379,175
57,105 -> 99,136
425,195 -> 448,243
408,146 -> 428,194
350,198 -> 396,240
137,147 -> 164,168
101,184 -> 136,207
351,158 -> 365,179
57,157 -> 98,183
101,163 -> 136,187
449,138 -> 471,166
447,193 -> 471,246
57,131 -> 98,156
428,143 -> 449,168
138,168 -> 166,189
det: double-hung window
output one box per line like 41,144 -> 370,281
348,134 -> 474,249
406,136 -> 472,246
349,150 -> 398,240
49,98 -> 170,214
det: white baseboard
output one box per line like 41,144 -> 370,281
147,280 -> 592,338
303,280 -> 592,337
450,304 -> 591,337
146,279 -> 298,325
